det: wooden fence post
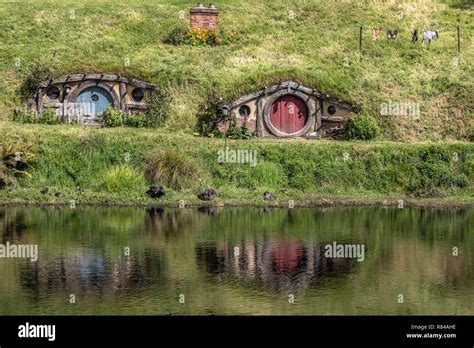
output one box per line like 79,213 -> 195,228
457,25 -> 461,53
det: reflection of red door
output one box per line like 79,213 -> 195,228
269,241 -> 304,275
270,95 -> 308,134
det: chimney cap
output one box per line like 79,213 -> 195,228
190,3 -> 218,14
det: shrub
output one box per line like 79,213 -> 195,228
346,113 -> 380,140
226,124 -> 254,139
102,107 -> 123,127
124,113 -> 146,128
99,164 -> 146,193
40,108 -> 59,125
166,26 -> 220,46
0,139 -> 35,188
187,28 -> 220,46
14,109 -> 37,124
146,90 -> 171,128
142,148 -> 209,190
196,95 -> 228,136
0,162 -> 12,189
462,157 -> 474,180
19,60 -> 55,98
166,26 -> 188,45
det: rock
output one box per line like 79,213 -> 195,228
197,188 -> 218,201
146,186 -> 165,198
54,192 -> 63,197
40,188 -> 49,195
263,191 -> 276,201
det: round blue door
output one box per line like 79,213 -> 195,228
76,86 -> 114,116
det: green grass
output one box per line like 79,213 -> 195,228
0,0 -> 472,140
0,122 -> 472,206
99,163 -> 147,193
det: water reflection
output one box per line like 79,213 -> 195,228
0,206 -> 472,315
196,239 -> 357,293
18,248 -> 165,300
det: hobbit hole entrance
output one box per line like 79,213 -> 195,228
269,95 -> 309,135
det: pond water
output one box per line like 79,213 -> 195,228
0,206 -> 472,315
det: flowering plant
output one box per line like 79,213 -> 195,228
186,28 -> 220,46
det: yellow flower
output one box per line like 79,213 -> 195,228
208,133 -> 214,138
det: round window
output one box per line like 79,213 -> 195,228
131,88 -> 145,102
91,94 -> 99,102
239,105 -> 251,117
46,86 -> 60,100
327,105 -> 337,115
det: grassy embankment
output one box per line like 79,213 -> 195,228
0,0 -> 472,140
0,1 -> 472,206
0,122 -> 472,207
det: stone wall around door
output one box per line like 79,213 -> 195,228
223,81 -> 358,139
28,74 -> 156,123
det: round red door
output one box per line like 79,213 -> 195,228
269,95 -> 308,134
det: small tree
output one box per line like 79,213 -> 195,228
196,95 -> 229,136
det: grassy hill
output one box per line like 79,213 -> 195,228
0,0 -> 472,140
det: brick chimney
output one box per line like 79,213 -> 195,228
190,3 -> 218,31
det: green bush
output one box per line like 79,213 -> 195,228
146,91 -> 170,128
102,107 -> 123,128
40,108 -> 59,125
196,95 -> 228,136
19,60 -> 55,98
226,124 -> 254,139
142,148 -> 209,189
166,26 -> 188,45
165,26 -> 221,46
346,113 -> 380,140
0,139 -> 35,189
186,28 -> 220,46
124,113 -> 146,128
99,164 -> 146,193
14,109 -> 37,124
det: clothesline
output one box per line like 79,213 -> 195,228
357,25 -> 461,52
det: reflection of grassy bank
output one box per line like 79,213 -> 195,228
0,123 -> 472,207
0,206 -> 472,315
